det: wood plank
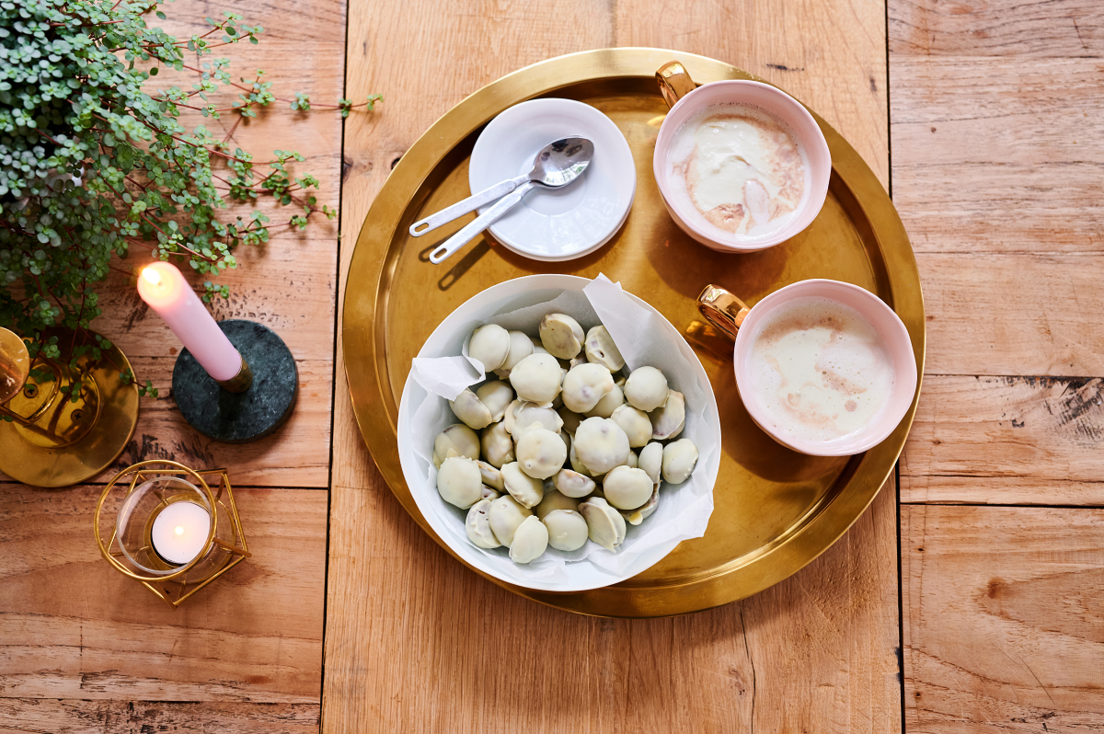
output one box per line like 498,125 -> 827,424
902,505 -> 1104,732
902,374 -> 1104,505
916,252 -> 1104,378
892,0 -> 1104,505
328,0 -> 897,730
323,480 -> 900,733
0,485 -> 326,703
0,0 -> 348,488
890,0 -> 1103,57
0,699 -> 319,734
892,57 -> 1104,255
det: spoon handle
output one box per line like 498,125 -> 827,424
409,174 -> 529,237
429,181 -> 536,264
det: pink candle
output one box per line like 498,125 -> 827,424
137,262 -> 242,382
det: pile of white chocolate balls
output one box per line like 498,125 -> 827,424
432,312 -> 700,565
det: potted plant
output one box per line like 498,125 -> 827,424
0,0 -> 378,397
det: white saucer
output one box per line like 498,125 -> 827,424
468,98 -> 636,262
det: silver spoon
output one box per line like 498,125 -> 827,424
414,137 -> 594,264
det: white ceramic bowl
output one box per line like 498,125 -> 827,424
733,279 -> 918,456
468,99 -> 636,262
397,275 -> 721,592
652,80 -> 831,253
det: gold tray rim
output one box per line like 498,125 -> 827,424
341,47 -> 926,618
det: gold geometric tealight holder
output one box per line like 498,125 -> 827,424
94,460 -> 251,608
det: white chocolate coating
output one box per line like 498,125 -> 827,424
538,313 -> 585,360
509,515 -> 549,563
481,485 -> 501,501
469,324 -> 511,372
621,486 -> 659,526
432,424 -> 480,468
475,380 -> 514,423
624,366 -> 670,411
603,466 -> 654,510
662,439 -> 699,484
501,461 -> 545,509
558,405 -> 584,436
535,489 -> 580,520
584,325 -> 625,372
626,449 -> 638,469
650,390 -> 686,440
488,494 -> 532,547
508,401 -> 563,438
579,496 -> 627,552
568,440 -> 594,477
573,417 -> 631,475
475,460 -> 504,491
480,421 -> 515,468
515,427 -> 568,480
611,404 -> 653,448
543,509 -> 589,551
450,388 -> 494,430
508,353 -> 563,405
585,381 -> 625,419
638,442 -> 663,485
553,468 -> 597,498
465,499 -> 500,548
493,330 -> 534,378
436,456 -> 483,509
561,363 -> 615,413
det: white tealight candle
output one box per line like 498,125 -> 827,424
151,501 -> 212,565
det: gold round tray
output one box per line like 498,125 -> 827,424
343,48 -> 924,617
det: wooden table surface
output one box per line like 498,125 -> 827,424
2,0 -> 1102,732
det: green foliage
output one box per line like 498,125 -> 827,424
0,0 -> 380,396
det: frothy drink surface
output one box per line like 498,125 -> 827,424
746,297 -> 895,443
667,103 -> 807,239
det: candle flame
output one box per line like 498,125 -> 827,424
175,526 -> 184,535
142,268 -> 162,286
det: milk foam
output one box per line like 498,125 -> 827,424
746,297 -> 895,443
667,103 -> 810,242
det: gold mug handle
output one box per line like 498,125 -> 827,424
697,285 -> 751,341
656,61 -> 698,109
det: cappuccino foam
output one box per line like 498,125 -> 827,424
746,297 -> 895,443
667,103 -> 809,241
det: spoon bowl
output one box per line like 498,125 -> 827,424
529,137 -> 594,188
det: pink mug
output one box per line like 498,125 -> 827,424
653,61 -> 832,253
698,280 -> 918,456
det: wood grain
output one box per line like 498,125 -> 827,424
892,57 -> 1104,256
890,0 -> 1102,57
0,484 -> 326,703
902,505 -> 1104,732
892,0 -> 1104,501
326,0 -> 896,731
0,699 -> 319,734
323,480 -> 900,733
916,253 -> 1104,378
902,374 -> 1104,505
